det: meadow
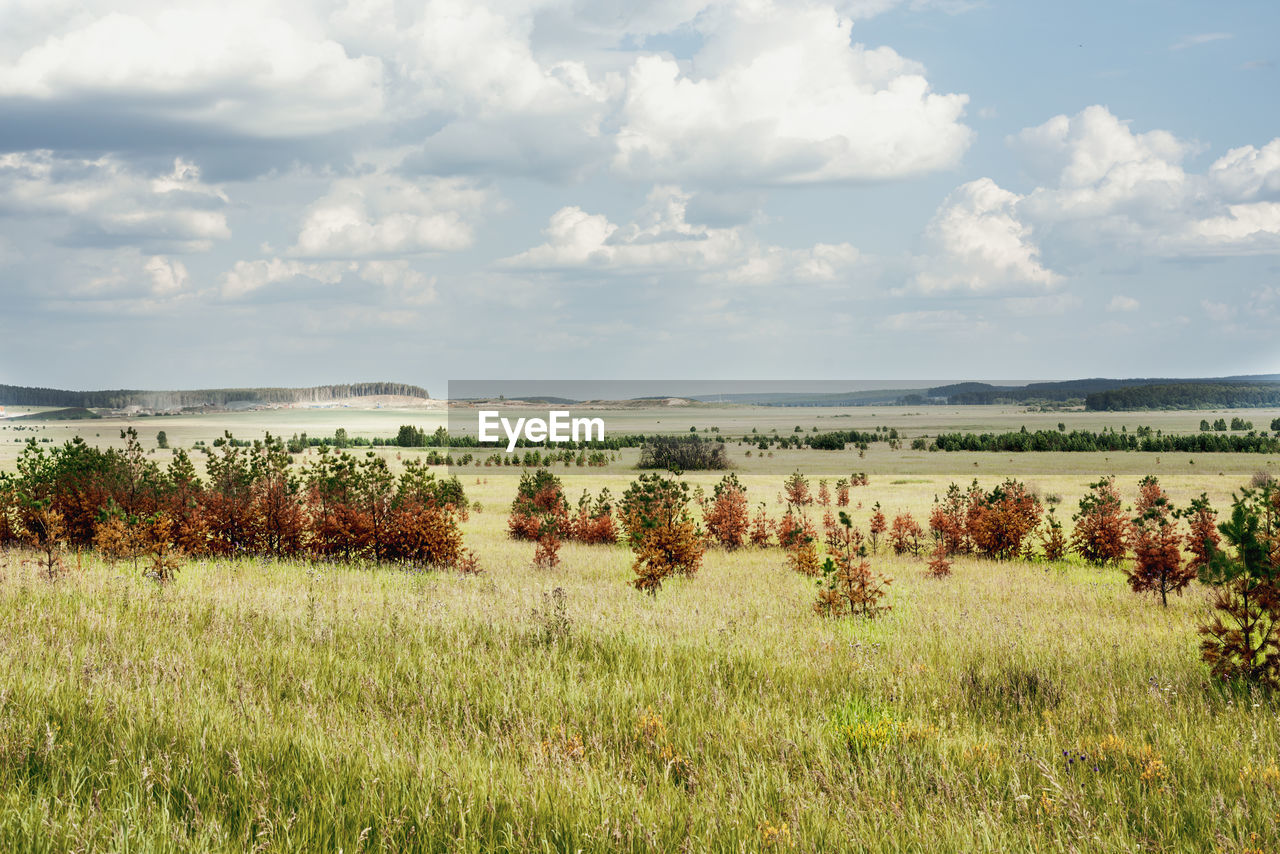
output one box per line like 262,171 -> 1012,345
0,404 -> 1278,852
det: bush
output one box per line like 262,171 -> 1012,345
1197,483 -> 1280,688
966,479 -> 1042,560
1072,476 -> 1129,565
868,503 -> 886,554
779,509 -> 820,576
928,483 -> 971,556
621,473 -> 703,594
1178,493 -> 1220,571
749,503 -> 773,548
637,436 -> 728,471
1041,508 -> 1067,561
926,541 -> 952,578
1127,476 -> 1195,606
783,472 -> 811,506
815,512 -> 891,617
704,474 -> 748,549
889,512 -> 924,557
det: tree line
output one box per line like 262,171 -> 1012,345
932,429 -> 1280,453
1086,382 -> 1280,411
0,382 -> 429,409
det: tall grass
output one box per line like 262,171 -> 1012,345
0,473 -> 1275,852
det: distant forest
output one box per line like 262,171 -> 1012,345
929,376 -> 1280,409
0,382 -> 429,409
1084,383 -> 1280,411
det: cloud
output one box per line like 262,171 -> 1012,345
290,174 -> 494,258
613,0 -> 971,184
144,255 -> 190,295
1207,139 -> 1280,201
399,0 -> 617,117
1170,32 -> 1232,51
0,3 -> 384,137
1200,299 -> 1235,324
503,184 -> 861,282
1013,107 -> 1280,256
919,106 -> 1280,281
220,256 -> 436,302
0,151 -> 229,251
878,309 -> 972,331
1107,294 -> 1139,312
912,178 -> 1059,293
1009,105 -> 1191,216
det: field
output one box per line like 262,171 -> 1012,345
1,404 -> 1278,851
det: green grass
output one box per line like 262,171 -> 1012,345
1,485 -> 1277,851
1,408 -> 1278,851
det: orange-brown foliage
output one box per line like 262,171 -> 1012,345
889,512 -> 924,557
704,474 -> 749,550
966,479 -> 1042,560
926,540 -> 952,578
1128,476 -> 1195,607
1072,476 -> 1130,565
783,472 -> 812,506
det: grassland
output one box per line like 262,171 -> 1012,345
0,405 -> 1278,851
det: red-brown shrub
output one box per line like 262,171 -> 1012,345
704,474 -> 749,550
1128,476 -> 1195,606
889,512 -> 924,557
1072,476 -> 1130,565
966,479 -> 1042,561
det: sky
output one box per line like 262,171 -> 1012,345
1,0 -> 1278,393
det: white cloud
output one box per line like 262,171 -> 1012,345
0,3 -> 384,137
878,309 -> 971,331
0,151 -> 229,250
614,0 -> 971,184
1200,299 -> 1235,324
1107,294 -> 1139,312
400,0 -> 617,117
221,258 -> 345,299
1170,32 -> 1232,51
290,174 -> 494,258
918,106 -> 1280,283
220,256 -> 436,302
504,185 -> 861,282
1011,107 -> 1280,256
1010,105 -> 1191,222
144,256 -> 190,295
1208,139 -> 1280,201
912,178 -> 1059,293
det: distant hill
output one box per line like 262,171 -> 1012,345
0,382 -> 429,410
931,375 -> 1280,407
11,407 -> 102,421
686,388 -> 929,406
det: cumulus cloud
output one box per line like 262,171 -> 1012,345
912,178 -> 1059,293
917,106 -> 1280,289
504,185 -> 861,282
290,175 -> 494,258
0,2 -> 384,137
1207,139 -> 1280,201
1107,294 -> 1139,312
0,151 -> 229,250
1013,107 -> 1280,256
613,0 -> 971,184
